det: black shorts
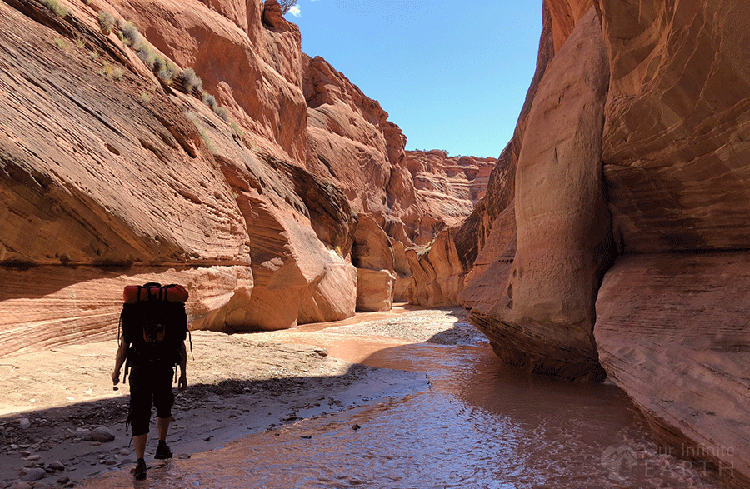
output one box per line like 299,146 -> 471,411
128,364 -> 174,437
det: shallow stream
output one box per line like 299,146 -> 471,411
85,314 -> 723,488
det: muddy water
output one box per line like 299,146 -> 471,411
89,324 -> 723,488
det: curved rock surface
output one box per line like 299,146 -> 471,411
456,0 -> 750,483
469,7 -> 612,381
0,0 -> 355,354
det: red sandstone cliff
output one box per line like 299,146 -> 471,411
452,0 -> 750,485
0,0 -> 490,354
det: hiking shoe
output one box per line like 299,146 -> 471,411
134,458 -> 147,480
154,440 -> 172,460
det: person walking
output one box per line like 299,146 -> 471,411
112,283 -> 189,480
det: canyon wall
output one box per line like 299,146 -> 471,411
0,0 -> 489,357
455,0 -> 749,484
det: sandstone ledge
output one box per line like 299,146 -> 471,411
595,252 -> 750,488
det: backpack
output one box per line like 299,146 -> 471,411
118,282 -> 190,380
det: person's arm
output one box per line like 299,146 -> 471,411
177,341 -> 187,390
112,340 -> 128,385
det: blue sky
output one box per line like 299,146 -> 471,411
287,1 -> 543,158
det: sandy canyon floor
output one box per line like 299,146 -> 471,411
0,305 -> 479,488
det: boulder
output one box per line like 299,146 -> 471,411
406,228 -> 464,307
352,215 -> 394,272
356,268 -> 395,312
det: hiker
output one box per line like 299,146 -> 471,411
111,282 -> 189,481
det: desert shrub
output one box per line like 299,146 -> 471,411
230,121 -> 243,136
152,55 -> 165,74
99,62 -> 123,80
278,0 -> 297,14
215,106 -> 229,122
42,0 -> 68,17
181,68 -> 202,94
119,21 -> 141,47
136,43 -> 156,67
97,11 -> 115,34
202,92 -> 217,111
157,61 -> 178,83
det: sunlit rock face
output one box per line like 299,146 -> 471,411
458,1 -> 750,480
351,215 -> 396,312
598,0 -> 750,254
595,253 -> 750,488
0,0 -> 357,354
466,7 -> 612,381
108,0 -> 308,164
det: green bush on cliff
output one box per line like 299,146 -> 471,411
215,106 -> 229,122
158,61 -> 178,83
181,68 -> 203,94
42,0 -> 68,17
119,21 -> 142,47
202,92 -> 218,111
97,12 -> 115,35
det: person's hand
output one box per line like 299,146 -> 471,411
178,373 -> 187,391
112,369 -> 120,386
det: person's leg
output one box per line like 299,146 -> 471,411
133,433 -> 147,459
154,366 -> 175,459
129,368 -> 152,479
156,416 -> 170,442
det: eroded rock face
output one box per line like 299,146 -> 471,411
469,7 -> 612,381
356,268 -> 395,312
352,215 -> 396,311
405,150 -> 495,232
595,253 -> 750,488
406,229 -> 464,308
0,0 -> 356,354
108,0 -> 308,164
591,1 -> 750,484
598,0 -> 750,254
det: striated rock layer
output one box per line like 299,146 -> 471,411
592,0 -> 750,484
0,0 -> 490,357
595,253 -> 750,488
458,0 -> 750,483
0,0 -> 356,355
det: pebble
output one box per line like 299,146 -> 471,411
20,467 -> 46,481
47,461 -> 65,471
17,418 -> 30,430
84,426 -> 115,443
8,481 -> 32,489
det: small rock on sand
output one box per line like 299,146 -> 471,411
84,426 -> 115,442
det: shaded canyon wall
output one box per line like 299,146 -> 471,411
448,0 -> 750,485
